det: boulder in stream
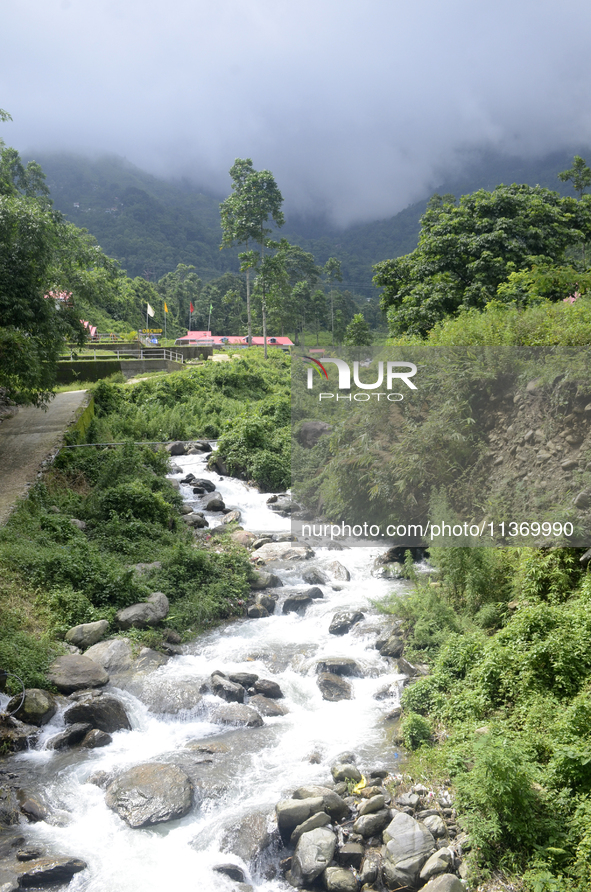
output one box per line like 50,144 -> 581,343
105,763 -> 193,827
317,673 -> 352,701
81,729 -> 112,748
17,857 -> 87,887
252,542 -> 314,564
302,567 -> 328,585
316,658 -> 362,677
6,689 -> 57,726
64,692 -> 131,733
327,560 -> 351,581
282,593 -> 313,614
247,604 -> 269,618
248,695 -> 288,717
47,723 -> 93,750
211,704 -> 263,728
220,509 -> 241,524
211,674 -> 246,704
220,810 -> 273,866
47,654 -> 109,694
253,678 -> 283,699
328,611 -> 364,636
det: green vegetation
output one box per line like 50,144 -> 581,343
85,349 -> 291,491
0,440 -> 253,688
375,184 -> 591,337
383,547 -> 591,890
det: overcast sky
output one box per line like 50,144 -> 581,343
3,0 -> 591,225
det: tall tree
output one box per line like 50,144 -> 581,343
0,117 -> 122,402
323,257 -> 342,344
219,158 -> 284,346
343,312 -> 372,346
558,155 -> 591,200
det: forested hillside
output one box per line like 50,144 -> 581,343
28,147 -> 591,294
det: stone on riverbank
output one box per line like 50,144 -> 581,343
115,592 -> 169,630
105,763 -> 193,827
276,797 -> 325,840
331,763 -> 362,783
290,811 -> 332,845
293,786 -> 349,821
84,638 -> 133,674
382,812 -> 436,890
421,875 -> 464,892
420,848 -> 453,882
0,718 -> 38,753
47,655 -> 109,694
291,827 -> 336,886
250,569 -> 283,589
353,808 -> 391,838
322,866 -> 359,892
6,689 -> 56,726
65,620 -> 110,649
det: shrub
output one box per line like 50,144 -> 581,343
400,711 -> 432,749
454,732 -> 541,861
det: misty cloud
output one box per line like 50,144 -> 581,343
2,0 -> 591,225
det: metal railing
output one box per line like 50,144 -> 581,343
65,348 -> 184,363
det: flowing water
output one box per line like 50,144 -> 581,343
7,453 -> 410,891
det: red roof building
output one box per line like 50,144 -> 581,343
175,331 -> 293,347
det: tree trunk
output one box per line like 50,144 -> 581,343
246,266 -> 252,346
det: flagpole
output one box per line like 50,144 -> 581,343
164,302 -> 167,341
208,303 -> 212,334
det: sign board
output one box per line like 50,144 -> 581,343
139,329 -> 163,334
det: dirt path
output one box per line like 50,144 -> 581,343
0,390 -> 90,525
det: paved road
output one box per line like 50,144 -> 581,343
0,391 -> 89,525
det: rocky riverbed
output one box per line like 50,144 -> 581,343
0,443 -> 466,891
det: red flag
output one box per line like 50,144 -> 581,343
190,302 -> 194,313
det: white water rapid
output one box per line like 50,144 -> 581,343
11,452 -> 410,892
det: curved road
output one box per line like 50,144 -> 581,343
0,391 -> 89,525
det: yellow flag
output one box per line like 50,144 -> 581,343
164,302 -> 168,313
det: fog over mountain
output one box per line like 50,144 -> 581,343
3,0 -> 591,226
